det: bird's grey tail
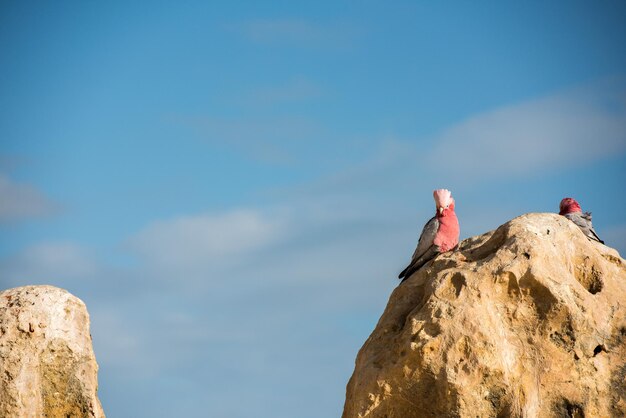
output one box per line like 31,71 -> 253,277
590,229 -> 605,244
583,212 -> 605,243
398,246 -> 438,281
398,270 -> 406,279
399,260 -> 425,280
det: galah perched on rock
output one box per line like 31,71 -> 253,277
398,189 -> 460,281
559,197 -> 604,244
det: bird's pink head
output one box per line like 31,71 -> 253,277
433,189 -> 455,215
559,197 -> 582,215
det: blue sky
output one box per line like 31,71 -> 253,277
1,1 -> 625,417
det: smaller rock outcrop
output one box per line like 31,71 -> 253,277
0,285 -> 105,417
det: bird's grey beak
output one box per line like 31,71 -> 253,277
438,207 -> 444,214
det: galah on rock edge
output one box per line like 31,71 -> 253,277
398,189 -> 460,281
559,197 -> 604,244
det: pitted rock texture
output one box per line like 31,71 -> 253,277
0,285 -> 105,418
343,213 -> 626,418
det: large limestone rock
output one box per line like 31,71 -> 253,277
0,285 -> 105,417
343,213 -> 626,418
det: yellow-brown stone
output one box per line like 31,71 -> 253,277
343,213 -> 626,418
0,285 -> 105,418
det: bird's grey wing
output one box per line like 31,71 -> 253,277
564,212 -> 588,229
411,216 -> 439,261
398,216 -> 439,280
399,245 -> 439,281
581,212 -> 604,243
565,212 -> 604,244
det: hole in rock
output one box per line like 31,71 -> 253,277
566,402 -> 584,418
587,278 -> 603,294
451,273 -> 466,297
592,345 -> 606,356
558,399 -> 585,418
574,261 -> 604,295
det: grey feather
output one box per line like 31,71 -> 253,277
399,245 -> 439,281
398,216 -> 440,280
564,212 -> 604,244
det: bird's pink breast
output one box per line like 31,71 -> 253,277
434,210 -> 460,252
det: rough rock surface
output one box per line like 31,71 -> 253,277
343,213 -> 626,418
0,285 -> 105,417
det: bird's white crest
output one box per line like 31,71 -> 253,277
433,189 -> 453,208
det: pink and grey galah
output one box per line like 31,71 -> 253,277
398,189 -> 460,281
559,197 -> 604,244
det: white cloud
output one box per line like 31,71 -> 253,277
241,77 -> 323,106
237,19 -> 324,43
0,155 -> 26,171
427,79 -> 626,180
171,113 -> 320,164
0,242 -> 96,288
228,18 -> 359,47
0,174 -> 58,222
126,209 -> 288,269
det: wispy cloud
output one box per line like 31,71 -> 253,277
427,78 -> 626,181
1,241 -> 96,288
171,113 -> 320,164
0,174 -> 58,222
240,77 -> 324,106
0,155 -> 27,171
228,18 -> 359,47
169,75 -> 330,164
248,79 -> 626,205
126,209 -> 288,269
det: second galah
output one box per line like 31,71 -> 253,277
559,197 -> 604,244
398,189 -> 460,281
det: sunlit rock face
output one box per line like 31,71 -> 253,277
343,213 -> 626,418
0,285 -> 105,418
